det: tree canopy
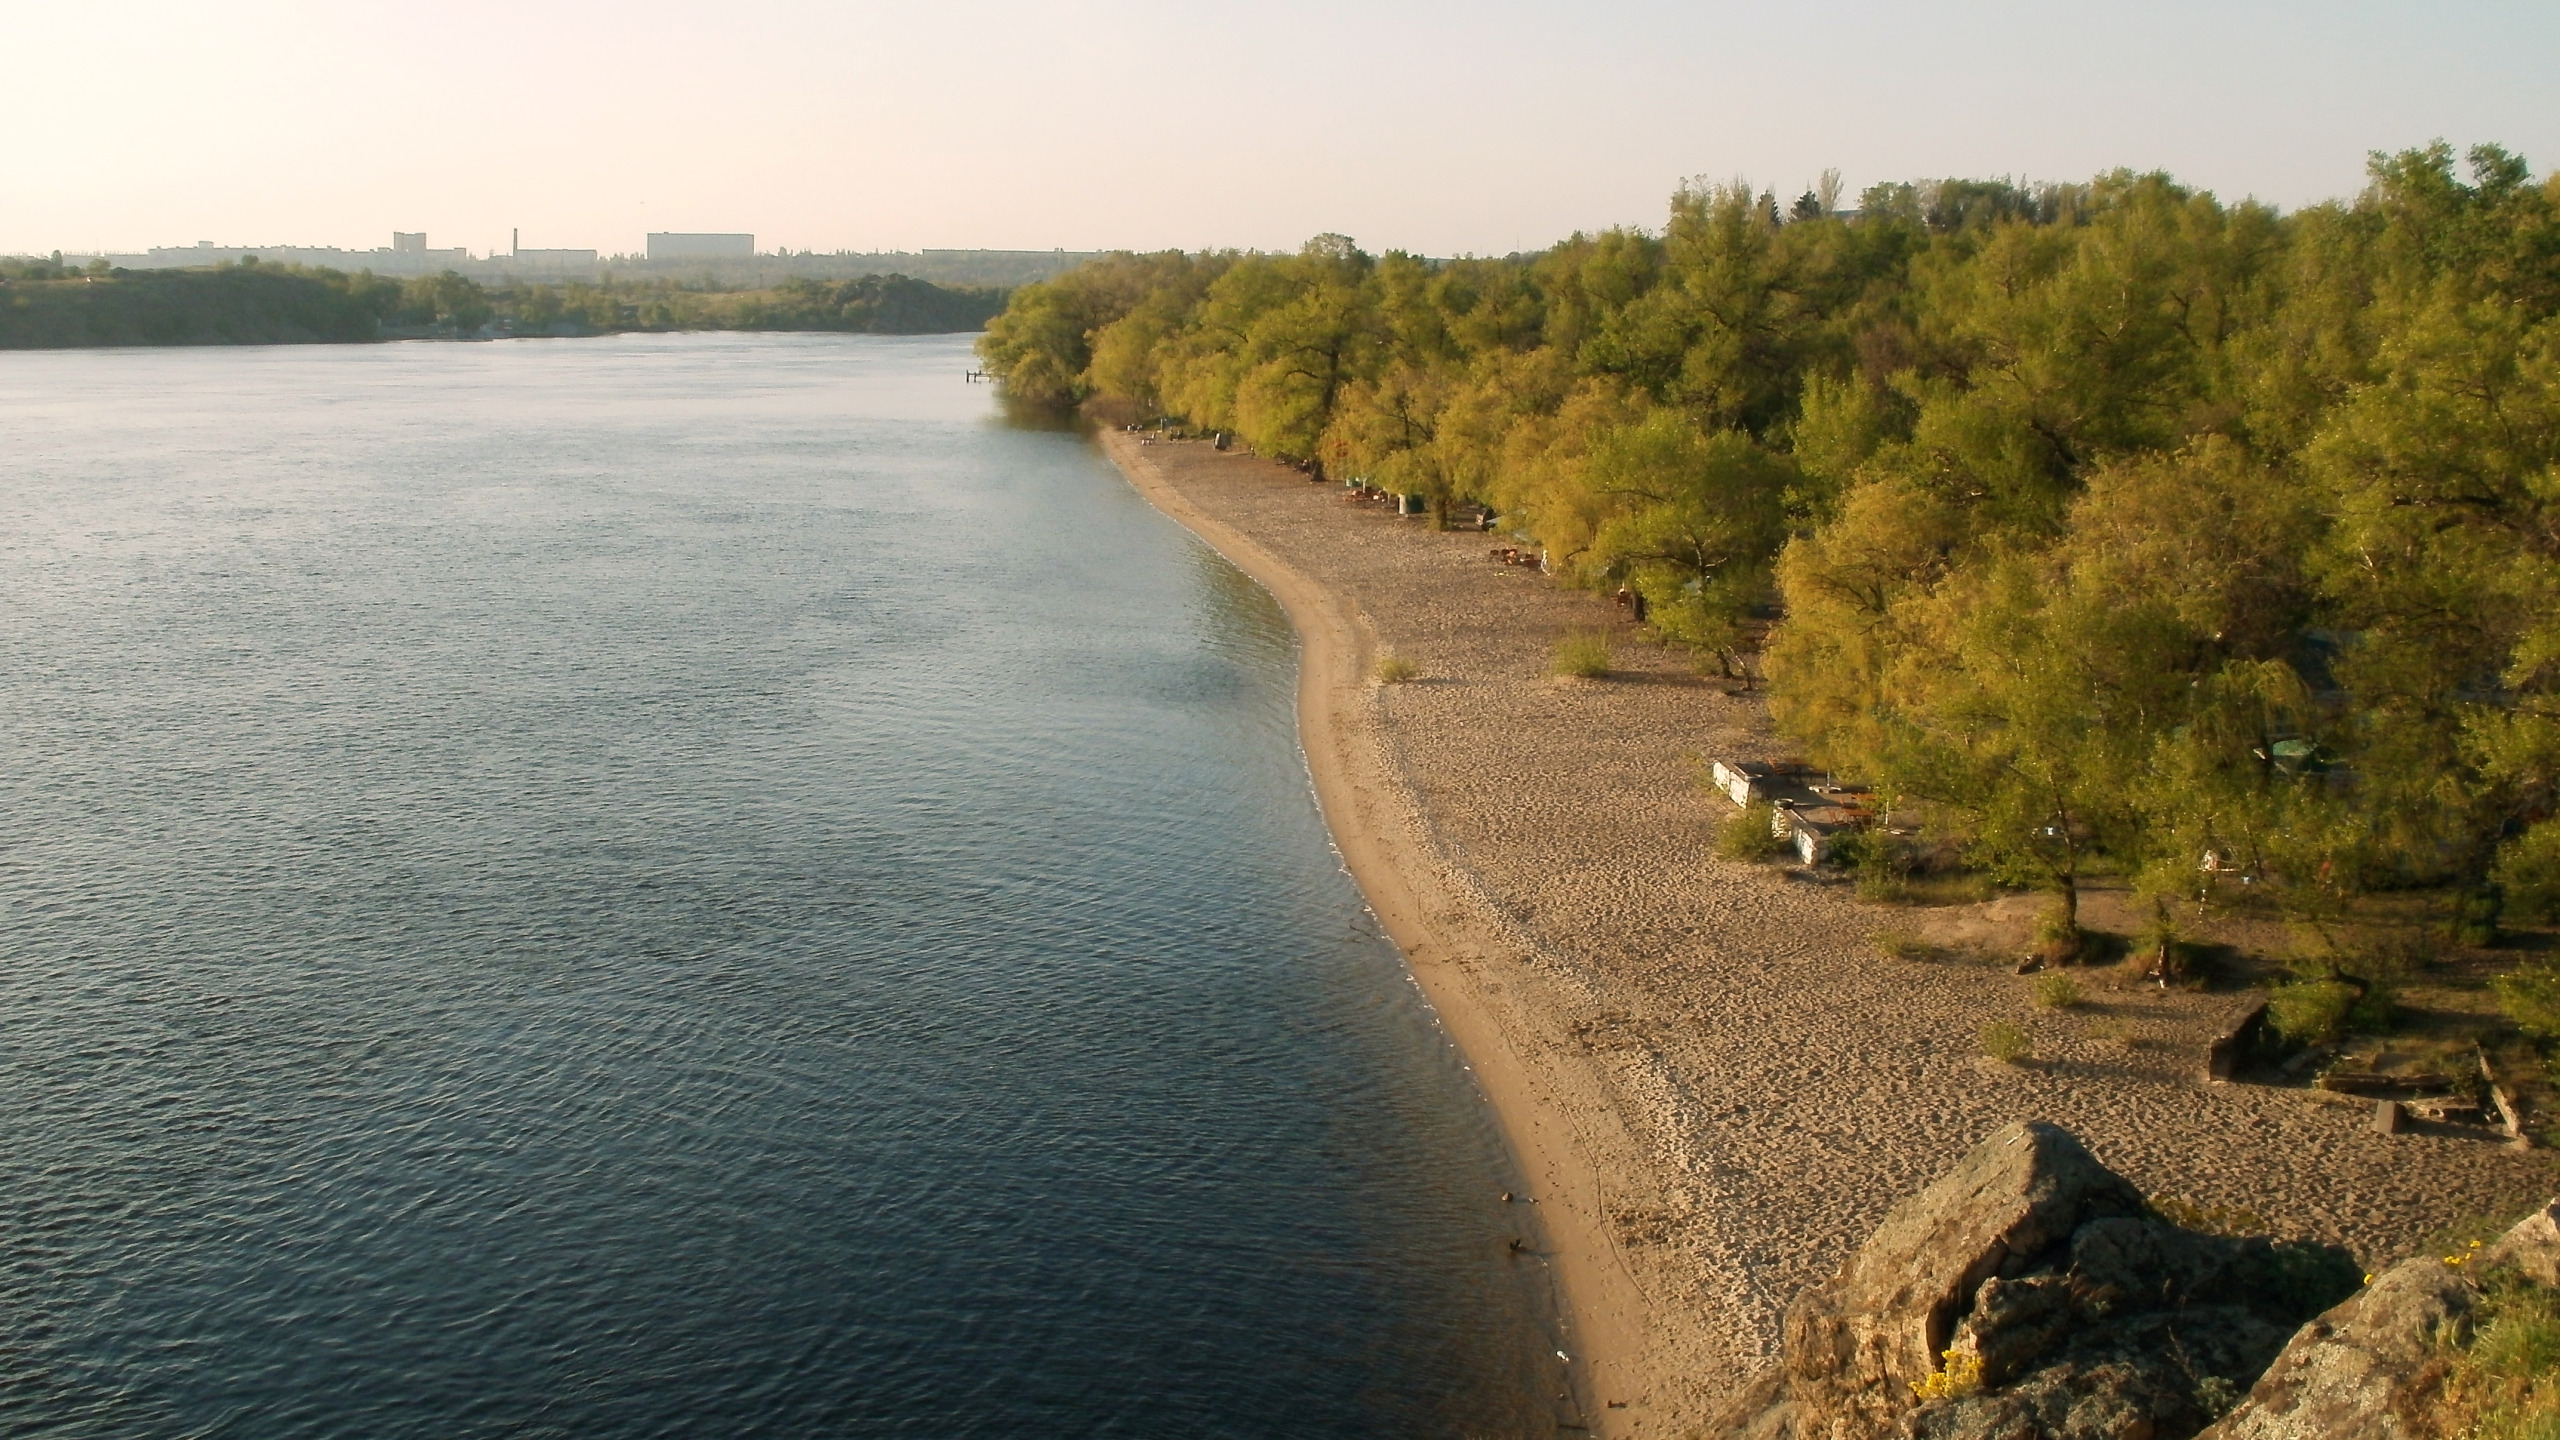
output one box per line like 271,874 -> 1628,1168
978,143 -> 2560,941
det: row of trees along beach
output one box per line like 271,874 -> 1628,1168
979,141 -> 2560,1054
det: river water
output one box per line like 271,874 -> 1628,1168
0,332 -> 1564,1438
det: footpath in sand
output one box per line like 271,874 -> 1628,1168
1097,430 -> 2556,1438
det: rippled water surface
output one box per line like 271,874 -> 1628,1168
0,333 -> 1563,1438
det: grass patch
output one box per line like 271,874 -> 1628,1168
2434,1271 -> 2560,1440
2148,1194 -> 2272,1237
1856,874 -> 1914,904
2085,1016 -> 2154,1049
1716,801 -> 1788,862
2425,1206 -> 2549,1257
2033,972 -> 2082,1009
1873,928 -> 1932,962
2496,958 -> 2560,1040
1373,651 -> 1420,684
1980,1020 -> 2033,1065
1551,630 -> 1613,679
1862,872 -> 2001,907
2266,977 -> 2398,1047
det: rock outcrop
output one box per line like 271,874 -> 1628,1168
2197,1197 -> 2560,1440
1713,1121 -> 2363,1440
2188,1258 -> 2471,1440
2481,1196 -> 2560,1285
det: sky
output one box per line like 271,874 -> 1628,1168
10,0 -> 2557,259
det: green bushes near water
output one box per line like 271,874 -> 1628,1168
0,262 -> 397,346
0,261 -> 1006,348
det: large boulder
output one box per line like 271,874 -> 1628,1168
1713,1122 -> 2362,1440
1780,1122 -> 2147,1435
2196,1197 -> 2560,1440
2191,1258 -> 2472,1440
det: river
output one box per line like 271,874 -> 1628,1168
0,332 -> 1564,1438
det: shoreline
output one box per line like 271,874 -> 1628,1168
1094,427 -> 2555,1438
1097,429 -> 1652,1432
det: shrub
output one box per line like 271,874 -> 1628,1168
2267,979 -> 2358,1046
1551,630 -> 1612,679
2033,972 -> 2081,1009
2495,960 -> 2560,1041
2349,982 -> 2399,1034
1373,651 -> 1419,684
1716,801 -> 1787,862
1980,1020 -> 2033,1064
1826,825 -> 1885,870
2194,1375 -> 2243,1421
1834,826 -> 1917,899
2494,820 -> 2560,924
2453,888 -> 2504,947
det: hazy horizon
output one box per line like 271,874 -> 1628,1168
12,0 -> 2557,260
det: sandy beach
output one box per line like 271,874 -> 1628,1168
1097,429 -> 2556,1437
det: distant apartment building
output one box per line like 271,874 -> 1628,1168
647,232 -> 755,260
103,235 -> 473,275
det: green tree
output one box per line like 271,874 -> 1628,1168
400,271 -> 492,333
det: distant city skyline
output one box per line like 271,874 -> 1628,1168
9,0 -> 2556,259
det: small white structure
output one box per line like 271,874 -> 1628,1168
1709,758 -> 1872,865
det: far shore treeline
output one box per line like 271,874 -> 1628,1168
977,142 -> 2560,963
0,257 -> 1007,347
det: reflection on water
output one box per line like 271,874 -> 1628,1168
0,333 -> 1566,1439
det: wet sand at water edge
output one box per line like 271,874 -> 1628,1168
1096,429 -> 2555,1438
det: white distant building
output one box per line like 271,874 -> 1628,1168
647,232 -> 755,260
506,230 -> 599,269
104,235 -> 473,274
